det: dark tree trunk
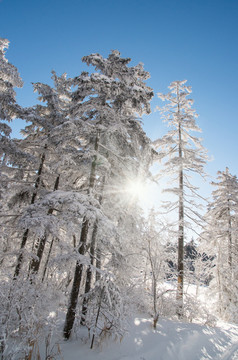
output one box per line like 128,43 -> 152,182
80,172 -> 107,325
14,150 -> 46,279
63,217 -> 89,339
96,246 -> 102,282
225,168 -> 233,270
41,237 -> 54,282
29,175 -> 60,277
80,220 -> 98,325
90,286 -> 104,349
147,236 -> 159,329
177,167 -> 184,316
63,132 -> 100,339
227,200 -> 232,269
176,101 -> 184,317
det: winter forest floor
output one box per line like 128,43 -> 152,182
4,281 -> 238,359
18,283 -> 238,360
52,315 -> 238,360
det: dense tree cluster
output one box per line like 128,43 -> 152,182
0,37 -> 237,358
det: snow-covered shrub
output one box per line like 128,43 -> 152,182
0,276 -> 61,359
77,274 -> 127,349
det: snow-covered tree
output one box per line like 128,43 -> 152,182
0,37 -> 25,205
10,71 -> 77,278
154,80 -> 208,315
0,37 -> 33,278
64,50 -> 154,339
0,65 -> 116,355
202,168 -> 238,320
0,37 -> 23,162
141,209 -> 173,328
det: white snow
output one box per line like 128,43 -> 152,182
58,315 -> 238,360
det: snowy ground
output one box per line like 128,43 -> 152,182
57,316 -> 238,360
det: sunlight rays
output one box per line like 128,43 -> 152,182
124,179 -> 148,202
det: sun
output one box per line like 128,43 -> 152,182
123,177 -> 165,213
124,179 -> 148,202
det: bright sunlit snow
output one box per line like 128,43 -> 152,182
59,315 -> 238,360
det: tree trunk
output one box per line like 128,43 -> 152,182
13,150 -> 46,279
152,268 -> 158,328
90,286 -> 104,349
63,217 -> 89,339
29,175 -> 60,277
227,200 -> 232,269
147,238 -> 159,329
176,102 -> 184,317
96,247 -> 102,282
80,220 -> 98,325
63,132 -> 100,339
41,237 -> 54,282
177,168 -> 184,314
80,172 -> 107,325
217,243 -> 223,315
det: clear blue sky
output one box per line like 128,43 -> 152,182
1,0 -> 238,190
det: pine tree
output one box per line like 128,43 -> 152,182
154,80 -> 208,315
0,37 -> 32,274
12,71 -> 75,278
203,168 -> 238,320
0,46 -> 154,346
0,37 -> 25,193
63,51 -> 154,339
0,37 -> 23,160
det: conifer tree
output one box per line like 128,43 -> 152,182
0,37 -> 25,196
12,71 -> 74,278
154,80 -> 208,315
203,168 -> 238,319
0,45 -> 154,346
0,37 -> 31,274
0,37 -> 23,162
63,51 -> 154,339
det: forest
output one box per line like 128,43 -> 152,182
1,36 -> 238,359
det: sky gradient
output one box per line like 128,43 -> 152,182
1,0 -> 238,203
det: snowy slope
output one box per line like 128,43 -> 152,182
59,316 -> 238,360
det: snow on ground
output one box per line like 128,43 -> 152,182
58,316 -> 238,360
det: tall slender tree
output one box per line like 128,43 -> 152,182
154,80 -> 208,315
